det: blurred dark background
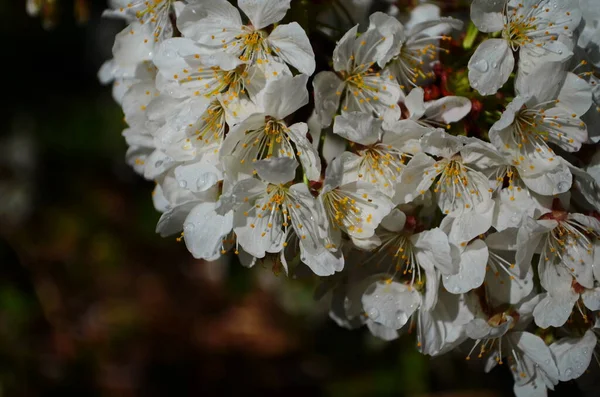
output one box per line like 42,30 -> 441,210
0,1 -> 589,396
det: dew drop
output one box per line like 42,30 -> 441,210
184,223 -> 195,232
557,181 -> 569,192
367,307 -> 380,319
472,59 -> 489,73
179,180 -> 188,188
155,160 -> 164,168
565,368 -> 573,377
492,62 -> 498,69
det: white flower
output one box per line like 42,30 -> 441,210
461,138 -> 554,230
220,74 -> 321,181
150,91 -> 257,163
153,37 -> 271,103
368,10 -> 462,89
368,209 -> 458,308
218,158 -> 342,276
469,0 -> 581,95
108,1 -> 183,71
313,23 -> 403,127
464,297 -> 560,397
319,154 -> 394,251
177,0 -> 315,75
517,213 -> 600,295
396,131 -> 494,244
489,73 -> 592,194
333,268 -> 474,354
332,112 -> 425,200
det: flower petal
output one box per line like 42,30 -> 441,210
468,39 -> 514,96
238,0 -> 290,30
268,22 -> 316,75
312,71 -> 344,127
470,0 -> 504,32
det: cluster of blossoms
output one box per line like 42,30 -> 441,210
98,0 -> 600,395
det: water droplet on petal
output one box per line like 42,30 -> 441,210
557,181 -> 569,192
367,307 -> 380,319
472,59 -> 489,73
179,180 -> 188,188
565,368 -> 573,377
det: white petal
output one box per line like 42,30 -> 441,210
443,239 -> 489,294
418,290 -> 475,356
516,218 -> 556,270
557,72 -> 593,117
380,209 -> 406,233
533,292 -> 578,328
361,280 -> 421,330
268,22 -> 315,75
144,151 -> 175,180
254,157 -> 298,184
312,71 -> 344,127
470,0 -> 504,32
333,112 -> 382,146
424,96 -> 472,124
520,162 -> 573,196
445,198 -> 494,244
420,129 -> 465,159
238,0 -> 290,29
322,151 -> 359,192
393,152 -> 437,204
367,12 -> 404,67
156,201 -> 199,237
261,74 -> 309,120
112,22 -> 155,67
177,1 -> 242,43
404,87 -> 426,120
513,375 -> 550,397
511,331 -> 560,381
468,39 -> 514,96
174,161 -> 221,193
582,287 -> 600,311
550,330 -> 597,382
486,263 -> 535,305
412,228 -> 455,275
300,243 -> 345,276
287,123 -> 322,181
465,317 -> 512,340
332,25 -> 359,72
183,202 -> 233,260
366,320 -> 400,341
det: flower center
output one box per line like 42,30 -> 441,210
542,220 -> 597,270
323,190 -> 367,234
191,101 -> 226,147
432,158 -> 485,214
238,118 -> 294,166
358,146 -> 406,188
503,15 -> 536,49
237,29 -> 267,63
